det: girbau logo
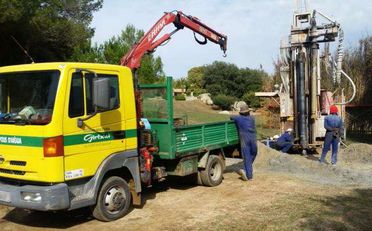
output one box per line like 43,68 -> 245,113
83,133 -> 111,143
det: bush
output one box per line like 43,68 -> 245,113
212,94 -> 236,110
189,88 -> 207,96
175,94 -> 186,101
242,92 -> 260,108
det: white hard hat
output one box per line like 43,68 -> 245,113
273,135 -> 279,139
286,128 -> 293,132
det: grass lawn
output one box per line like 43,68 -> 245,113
173,100 -> 280,139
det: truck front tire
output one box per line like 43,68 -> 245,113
93,176 -> 132,221
200,155 -> 224,187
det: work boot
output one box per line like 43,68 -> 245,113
238,169 -> 249,181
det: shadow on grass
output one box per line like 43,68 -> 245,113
301,188 -> 372,230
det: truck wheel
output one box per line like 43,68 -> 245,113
92,176 -> 132,221
200,155 -> 224,187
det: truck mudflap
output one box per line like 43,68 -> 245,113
0,182 -> 69,211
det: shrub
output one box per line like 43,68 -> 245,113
212,94 -> 236,110
175,94 -> 186,101
242,92 -> 260,108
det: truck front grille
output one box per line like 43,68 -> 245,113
10,161 -> 27,166
0,168 -> 26,175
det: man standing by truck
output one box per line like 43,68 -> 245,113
231,104 -> 257,181
319,105 -> 344,166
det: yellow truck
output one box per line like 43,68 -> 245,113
0,62 -> 239,221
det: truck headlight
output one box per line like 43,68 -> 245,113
21,192 -> 42,202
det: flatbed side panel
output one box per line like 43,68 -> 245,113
175,121 -> 239,155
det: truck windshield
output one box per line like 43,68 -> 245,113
0,70 -> 60,125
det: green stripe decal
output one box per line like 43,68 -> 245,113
0,129 -> 137,147
0,135 -> 43,147
125,129 -> 137,139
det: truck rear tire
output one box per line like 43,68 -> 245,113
200,155 -> 224,187
92,176 -> 132,221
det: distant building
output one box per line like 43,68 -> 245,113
173,88 -> 186,97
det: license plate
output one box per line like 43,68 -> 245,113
0,191 -> 11,203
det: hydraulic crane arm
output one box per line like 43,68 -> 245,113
120,10 -> 227,70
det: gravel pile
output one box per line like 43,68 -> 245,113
227,142 -> 372,187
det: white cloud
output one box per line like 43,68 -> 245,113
91,0 -> 372,78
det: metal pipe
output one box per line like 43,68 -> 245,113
317,50 -> 321,95
314,10 -> 337,24
309,44 -> 318,144
334,69 -> 356,105
310,19 -> 318,119
296,51 -> 307,148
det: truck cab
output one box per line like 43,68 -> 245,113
0,63 -> 141,220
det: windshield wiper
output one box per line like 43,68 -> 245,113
13,119 -> 29,125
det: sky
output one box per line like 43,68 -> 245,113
91,0 -> 372,78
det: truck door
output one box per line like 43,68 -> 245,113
63,69 -> 125,181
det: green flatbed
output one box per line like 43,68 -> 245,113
140,77 -> 239,161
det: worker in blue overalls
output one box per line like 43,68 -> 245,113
319,105 -> 344,166
277,128 -> 294,153
231,103 -> 257,181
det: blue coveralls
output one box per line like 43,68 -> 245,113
231,115 -> 257,180
277,132 -> 294,153
320,114 -> 344,164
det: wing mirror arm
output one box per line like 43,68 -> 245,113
77,111 -> 97,128
74,68 -> 110,128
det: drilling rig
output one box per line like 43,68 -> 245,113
257,1 -> 356,153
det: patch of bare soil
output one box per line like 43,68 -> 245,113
0,169 -> 352,231
0,142 -> 371,230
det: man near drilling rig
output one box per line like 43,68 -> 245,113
277,128 -> 294,154
231,103 -> 257,181
319,105 -> 344,166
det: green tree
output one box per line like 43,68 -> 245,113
202,61 -> 240,97
73,24 -> 165,84
173,77 -> 188,89
187,66 -> 206,95
342,36 -> 372,104
0,0 -> 103,65
202,61 -> 265,99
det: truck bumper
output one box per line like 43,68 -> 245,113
0,181 -> 70,211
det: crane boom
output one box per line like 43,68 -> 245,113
120,11 -> 227,70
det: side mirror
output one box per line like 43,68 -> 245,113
93,78 -> 110,110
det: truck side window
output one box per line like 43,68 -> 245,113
68,73 -> 84,118
85,73 -> 120,114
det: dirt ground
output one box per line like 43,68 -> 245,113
1,143 -> 372,230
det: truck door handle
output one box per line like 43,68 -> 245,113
113,131 -> 125,139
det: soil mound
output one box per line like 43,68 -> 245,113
339,143 -> 372,164
252,142 -> 372,187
